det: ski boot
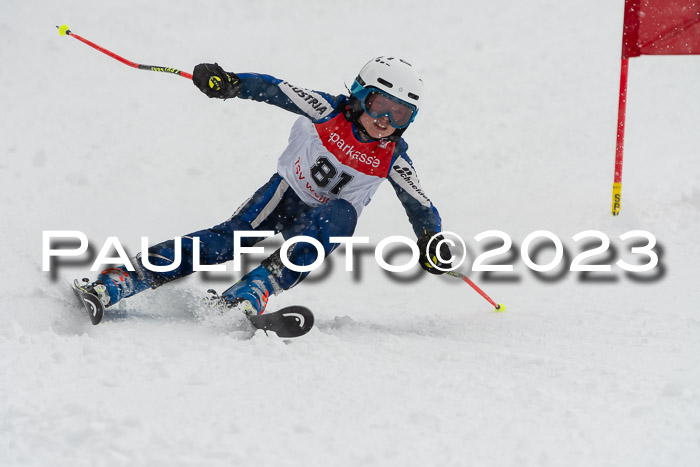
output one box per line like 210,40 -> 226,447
221,265 -> 279,316
204,265 -> 315,338
73,266 -> 152,324
96,266 -> 151,307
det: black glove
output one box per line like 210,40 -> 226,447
192,63 -> 241,99
417,232 -> 453,275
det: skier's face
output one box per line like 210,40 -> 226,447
359,112 -> 396,139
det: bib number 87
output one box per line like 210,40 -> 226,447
310,157 -> 354,195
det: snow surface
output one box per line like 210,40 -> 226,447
2,0 -> 700,466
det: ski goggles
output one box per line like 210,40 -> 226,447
350,81 -> 418,129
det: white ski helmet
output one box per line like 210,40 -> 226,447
350,56 -> 423,129
353,56 -> 423,109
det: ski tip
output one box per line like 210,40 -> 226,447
57,25 -> 71,36
249,306 -> 314,338
71,279 -> 105,325
494,303 -> 506,312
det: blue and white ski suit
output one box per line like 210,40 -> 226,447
98,73 -> 443,304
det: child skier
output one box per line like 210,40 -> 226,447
77,56 -> 451,317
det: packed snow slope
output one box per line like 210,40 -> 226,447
2,1 -> 700,466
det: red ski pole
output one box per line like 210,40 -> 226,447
447,271 -> 506,312
56,25 -> 192,80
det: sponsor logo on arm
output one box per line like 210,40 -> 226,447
279,82 -> 334,119
390,161 -> 432,207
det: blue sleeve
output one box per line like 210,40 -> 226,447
387,141 -> 443,238
236,73 -> 344,123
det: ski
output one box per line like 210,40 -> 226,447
71,279 -> 105,325
248,306 -> 314,338
71,280 -> 313,336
